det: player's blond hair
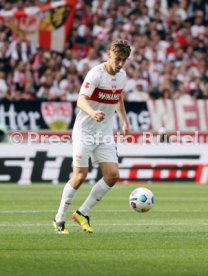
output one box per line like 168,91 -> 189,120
110,39 -> 131,58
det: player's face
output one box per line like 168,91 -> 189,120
109,51 -> 128,73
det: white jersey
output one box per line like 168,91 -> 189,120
72,63 -> 126,141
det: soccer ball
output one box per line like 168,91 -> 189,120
129,187 -> 155,212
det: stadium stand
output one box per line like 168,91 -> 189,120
0,0 -> 208,101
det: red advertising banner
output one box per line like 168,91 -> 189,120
0,144 -> 208,184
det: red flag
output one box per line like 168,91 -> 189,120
0,0 -> 77,52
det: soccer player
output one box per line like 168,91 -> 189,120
53,39 -> 131,234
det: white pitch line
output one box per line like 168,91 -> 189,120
0,210 -> 55,213
0,210 -> 129,214
0,210 -> 131,214
0,222 -> 208,227
1,210 -> 208,215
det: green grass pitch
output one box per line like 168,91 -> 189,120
1,183 -> 208,276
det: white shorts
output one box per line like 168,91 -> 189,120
72,141 -> 118,167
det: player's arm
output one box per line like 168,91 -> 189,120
116,94 -> 129,135
77,94 -> 105,122
78,69 -> 105,122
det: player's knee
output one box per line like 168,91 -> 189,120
105,171 -> 120,185
71,171 -> 87,188
112,172 -> 120,183
76,172 -> 87,184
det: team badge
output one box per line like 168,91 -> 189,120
112,85 -> 116,93
75,155 -> 82,163
111,78 -> 116,93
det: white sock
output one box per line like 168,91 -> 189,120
78,178 -> 110,216
55,181 -> 76,222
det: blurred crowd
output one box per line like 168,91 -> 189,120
0,0 -> 208,102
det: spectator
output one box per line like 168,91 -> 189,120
0,71 -> 8,99
0,0 -> 208,101
127,82 -> 150,102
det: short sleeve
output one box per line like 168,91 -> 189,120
80,68 -> 100,97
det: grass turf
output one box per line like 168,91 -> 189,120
1,183 -> 208,276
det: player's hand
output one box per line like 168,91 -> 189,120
91,110 -> 105,122
122,122 -> 129,136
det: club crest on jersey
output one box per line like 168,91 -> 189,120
112,85 -> 116,93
